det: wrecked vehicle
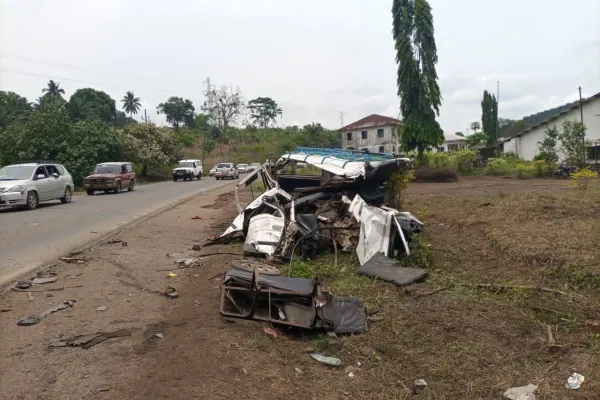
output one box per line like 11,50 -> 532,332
208,147 -> 427,331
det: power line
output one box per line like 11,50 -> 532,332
0,52 -> 200,88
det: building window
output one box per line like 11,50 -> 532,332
361,131 -> 368,139
378,146 -> 384,153
437,147 -> 445,152
377,128 -> 384,138
346,132 -> 352,140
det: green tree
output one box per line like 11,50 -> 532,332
481,90 -> 498,146
470,121 -> 481,133
42,80 -> 66,98
455,132 -> 464,137
115,111 -> 137,127
201,77 -> 244,140
247,97 -> 282,128
68,88 -> 116,123
537,126 -> 559,164
121,91 -> 141,117
121,123 -> 184,176
392,0 -> 443,159
0,91 -> 32,129
558,121 -> 589,168
156,97 -> 195,130
465,132 -> 488,148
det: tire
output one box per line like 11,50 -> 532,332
197,173 -> 202,180
87,189 -> 94,196
60,187 -> 72,204
128,180 -> 135,192
173,177 -> 178,182
104,190 -> 109,194
26,191 -> 39,210
114,181 -> 122,194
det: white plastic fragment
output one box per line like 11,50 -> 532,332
310,353 -> 341,367
504,383 -> 537,400
566,373 -> 584,389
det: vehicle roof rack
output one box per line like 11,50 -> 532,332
289,146 -> 396,162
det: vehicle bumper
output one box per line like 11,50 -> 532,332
215,173 -> 233,178
173,171 -> 193,179
84,182 -> 117,190
0,191 -> 27,207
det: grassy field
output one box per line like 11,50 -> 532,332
238,177 -> 600,399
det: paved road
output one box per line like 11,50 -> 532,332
0,178 -> 233,281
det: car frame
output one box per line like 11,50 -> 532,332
172,159 -> 203,182
214,162 -> 239,180
0,161 -> 75,210
84,162 -> 135,195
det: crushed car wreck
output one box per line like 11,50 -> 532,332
207,147 -> 428,332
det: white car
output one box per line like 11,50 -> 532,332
172,159 -> 203,181
249,163 -> 261,171
237,163 -> 249,173
0,162 -> 75,210
209,165 -> 218,177
215,162 -> 239,180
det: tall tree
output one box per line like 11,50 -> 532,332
68,88 -> 116,123
0,91 -> 32,129
42,80 -> 66,98
201,77 -> 244,139
392,0 -> 443,158
247,97 -> 282,128
455,132 -> 464,137
470,121 -> 481,133
481,90 -> 498,146
156,97 -> 195,130
121,91 -> 142,117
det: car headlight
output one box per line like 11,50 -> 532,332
7,185 -> 25,193
106,178 -> 115,183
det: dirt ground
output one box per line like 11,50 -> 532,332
1,176 -> 598,399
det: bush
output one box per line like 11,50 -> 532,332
448,149 -> 477,174
386,169 -> 414,209
569,168 -> 598,191
422,152 -> 450,168
413,167 -> 459,183
486,157 -> 509,175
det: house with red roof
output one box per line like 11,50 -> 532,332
340,114 -> 402,154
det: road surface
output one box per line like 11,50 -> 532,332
0,178 -> 233,282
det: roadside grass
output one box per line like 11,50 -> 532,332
237,185 -> 600,398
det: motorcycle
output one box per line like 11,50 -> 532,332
553,161 -> 578,179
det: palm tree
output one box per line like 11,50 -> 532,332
42,80 -> 65,98
121,91 -> 141,117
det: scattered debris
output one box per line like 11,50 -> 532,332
154,333 -> 164,339
49,329 -> 132,349
27,292 -> 34,301
90,230 -> 99,233
412,379 -> 428,395
344,365 -> 359,376
47,376 -> 57,384
191,215 -> 202,220
16,281 -> 32,289
191,244 -> 202,251
167,273 -> 178,278
546,325 -> 562,353
105,237 -> 123,244
585,320 -> 600,334
263,327 -> 278,338
163,286 -> 179,299
294,367 -> 303,373
122,241 -> 128,247
60,256 -> 87,264
176,258 -> 199,267
357,252 -> 428,287
96,306 -> 108,312
95,384 -> 110,394
17,315 -> 41,326
1,308 -> 12,313
503,383 -> 537,399
566,373 -> 584,390
310,353 -> 341,367
41,300 -> 76,317
32,276 -> 58,285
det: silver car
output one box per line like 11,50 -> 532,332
0,162 -> 75,210
214,162 -> 239,180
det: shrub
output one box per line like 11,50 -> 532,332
486,157 -> 509,175
386,169 -> 414,209
449,149 -> 477,174
533,160 -> 551,177
413,167 -> 459,183
569,168 -> 598,191
422,152 -> 450,168
516,164 -> 535,179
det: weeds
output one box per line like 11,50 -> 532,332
569,167 -> 598,191
386,169 -> 414,209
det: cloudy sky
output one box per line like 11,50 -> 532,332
1,0 -> 599,134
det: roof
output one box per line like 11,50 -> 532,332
443,132 -> 466,142
499,91 -> 600,144
340,114 -> 402,131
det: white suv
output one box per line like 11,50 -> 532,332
172,159 -> 203,181
0,162 -> 75,210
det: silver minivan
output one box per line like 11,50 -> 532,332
214,162 -> 239,180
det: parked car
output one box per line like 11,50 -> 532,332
0,161 -> 74,210
209,165 -> 218,177
249,163 -> 261,171
237,163 -> 249,173
84,162 -> 135,195
172,159 -> 203,181
215,162 -> 239,180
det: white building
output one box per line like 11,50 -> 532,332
341,114 -> 401,154
434,132 -> 467,152
499,92 -> 600,161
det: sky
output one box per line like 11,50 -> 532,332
1,0 -> 599,134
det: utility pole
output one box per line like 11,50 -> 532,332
579,87 -> 585,166
496,81 -> 500,155
340,111 -> 345,128
144,109 -> 148,123
578,86 -> 584,123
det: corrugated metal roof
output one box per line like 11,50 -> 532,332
341,114 -> 402,131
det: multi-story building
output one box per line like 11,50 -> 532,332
340,114 -> 402,154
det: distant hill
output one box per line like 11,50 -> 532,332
498,100 -> 578,138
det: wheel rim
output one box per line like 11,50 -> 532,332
117,183 -> 121,192
65,188 -> 71,202
28,193 -> 37,208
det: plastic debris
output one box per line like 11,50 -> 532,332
154,333 -> 164,339
310,353 -> 341,367
566,373 -> 584,390
163,286 -> 179,299
96,306 -> 108,311
412,379 -> 428,395
504,383 -> 537,400
263,327 -> 278,338
167,273 -> 178,278
191,216 -> 201,220
17,315 -> 41,326
32,276 -> 58,284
